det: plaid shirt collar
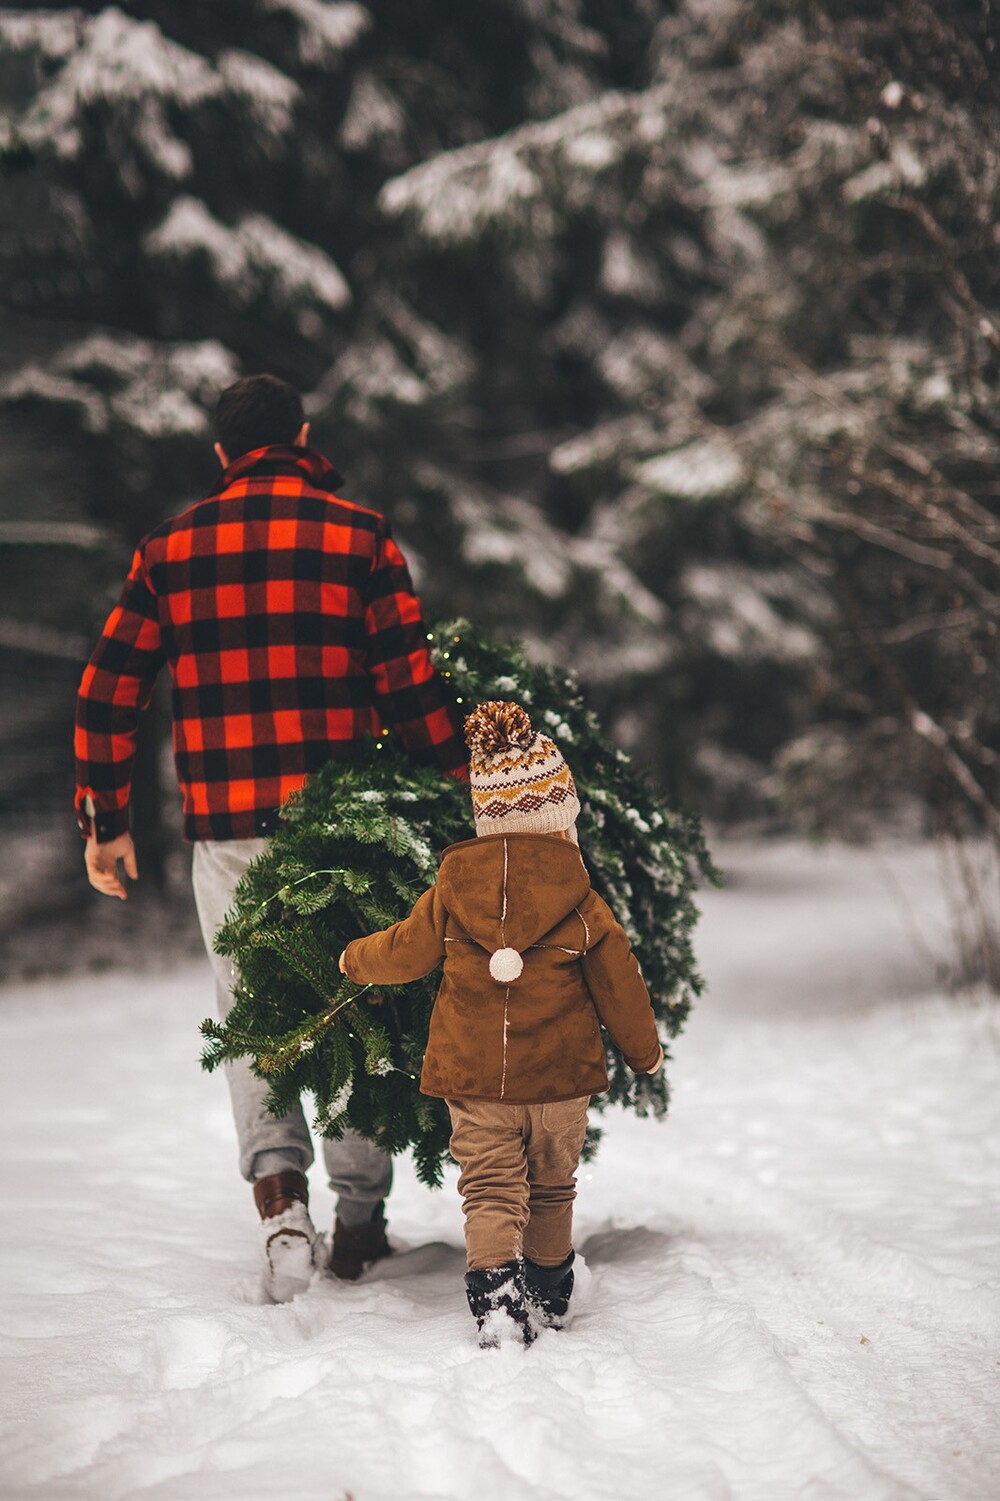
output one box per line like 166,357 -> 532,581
220,444 -> 345,492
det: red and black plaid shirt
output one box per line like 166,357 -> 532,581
75,445 -> 467,843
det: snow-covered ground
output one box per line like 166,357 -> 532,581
1,840 -> 997,1501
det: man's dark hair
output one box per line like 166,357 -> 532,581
214,374 -> 305,460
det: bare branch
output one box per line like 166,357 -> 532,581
909,708 -> 1000,840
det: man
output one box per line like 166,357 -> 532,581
76,373 -> 467,1301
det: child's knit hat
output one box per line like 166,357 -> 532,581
465,701 -> 581,837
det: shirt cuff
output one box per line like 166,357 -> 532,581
76,802 -> 130,842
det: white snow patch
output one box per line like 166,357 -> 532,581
379,293 -> 474,394
636,439 -> 746,500
262,0 -> 371,66
542,710 -> 574,742
216,49 -> 301,138
682,563 -> 819,663
573,629 -> 674,682
599,229 -> 662,301
327,1081 -> 352,1117
146,197 -> 350,312
843,141 -> 927,204
379,82 -> 677,244
383,144 -> 542,245
452,486 -> 572,599
321,293 -> 472,418
55,330 -> 157,381
331,337 -> 430,413
399,830 -> 434,870
564,128 -> 619,171
450,477 -> 666,618
5,9 -> 300,175
596,327 -> 690,401
314,1089 -> 353,1135
1,332 -> 239,437
340,72 -> 406,150
16,8 -> 222,164
111,385 -> 209,439
791,119 -> 870,181
708,202 -> 772,266
686,141 -> 796,209
0,10 -> 81,59
549,417 -> 652,475
0,367 -> 108,431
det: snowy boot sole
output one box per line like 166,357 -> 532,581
261,1204 -> 318,1303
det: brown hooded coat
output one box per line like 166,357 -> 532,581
341,832 -> 662,1103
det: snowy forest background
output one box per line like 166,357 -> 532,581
0,0 -> 998,974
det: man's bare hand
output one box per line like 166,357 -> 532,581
85,832 -> 138,901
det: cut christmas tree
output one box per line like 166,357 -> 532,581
201,620 -> 717,1185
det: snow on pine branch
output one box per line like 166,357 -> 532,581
376,49 -> 876,254
0,8 -> 81,60
327,338 -> 431,416
378,82 -> 679,243
0,332 -> 239,438
422,466 -> 666,627
734,339 -> 1000,497
0,369 -> 106,433
145,198 -> 350,315
680,563 -> 822,666
5,9 -> 219,164
634,439 -> 746,503
317,292 -> 472,417
338,72 -> 407,151
214,50 -> 301,138
262,0 -> 371,67
0,8 -> 299,176
450,483 -> 574,599
549,416 -> 664,478
377,293 -> 474,392
380,29 -> 934,271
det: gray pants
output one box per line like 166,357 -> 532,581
192,837 -> 392,1227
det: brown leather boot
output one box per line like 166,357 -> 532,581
253,1170 -> 317,1302
253,1169 -> 309,1219
328,1204 -> 392,1281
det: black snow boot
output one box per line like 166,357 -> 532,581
464,1262 -> 536,1349
523,1251 -> 575,1329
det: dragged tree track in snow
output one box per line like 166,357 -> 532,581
1,842 -> 998,1500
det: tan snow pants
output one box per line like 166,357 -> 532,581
446,1096 -> 590,1272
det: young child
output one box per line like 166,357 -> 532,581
339,701 -> 663,1347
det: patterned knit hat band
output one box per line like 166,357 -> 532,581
464,701 -> 581,837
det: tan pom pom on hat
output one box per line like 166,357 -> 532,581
465,701 -> 581,837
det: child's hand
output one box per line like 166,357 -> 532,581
338,949 -> 348,974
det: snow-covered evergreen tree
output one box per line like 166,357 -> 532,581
1,1 -> 997,935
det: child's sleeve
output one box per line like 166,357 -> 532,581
579,894 -> 662,1073
341,884 -> 448,986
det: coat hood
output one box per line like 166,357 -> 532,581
437,833 -> 591,960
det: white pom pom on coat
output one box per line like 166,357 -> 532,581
489,947 -> 523,983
